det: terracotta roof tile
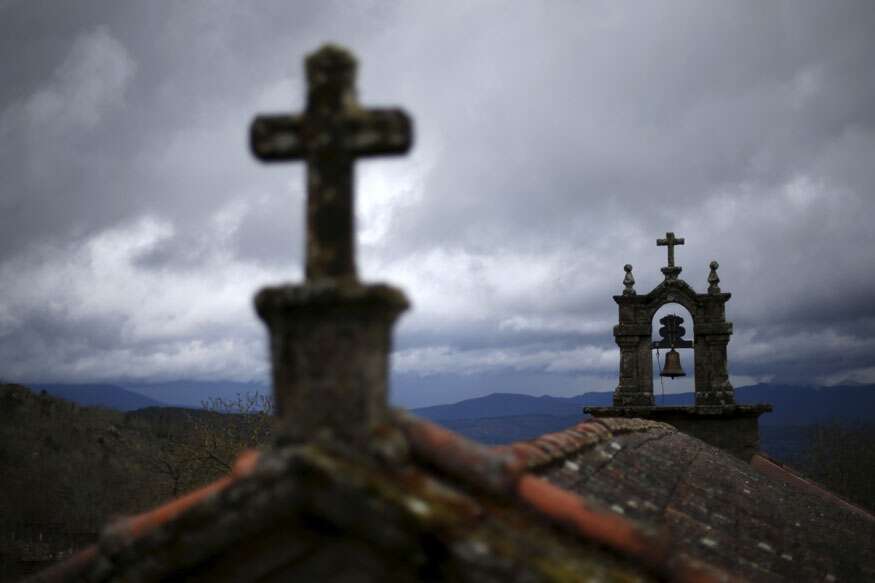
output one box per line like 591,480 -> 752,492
495,417 -> 675,471
516,474 -> 662,564
122,475 -> 234,541
396,412 -> 730,583
535,424 -> 875,582
110,449 -> 261,542
24,545 -> 97,583
36,416 -> 733,582
395,410 -> 520,494
506,442 -> 551,471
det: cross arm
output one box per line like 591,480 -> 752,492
250,114 -> 306,161
345,108 -> 413,157
657,234 -> 684,246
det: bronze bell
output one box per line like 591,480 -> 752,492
660,348 -> 686,378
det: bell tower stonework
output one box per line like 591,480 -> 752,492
585,233 -> 771,461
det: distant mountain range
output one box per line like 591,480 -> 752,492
411,384 -> 875,427
32,384 -> 165,412
409,384 -> 875,453
412,392 -> 605,420
120,380 -> 270,408
26,381 -> 875,427
20,381 -> 875,465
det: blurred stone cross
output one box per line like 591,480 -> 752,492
657,232 -> 685,268
250,44 -> 412,282
249,45 -> 412,444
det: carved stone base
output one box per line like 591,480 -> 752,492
255,281 -> 409,443
612,388 -> 655,407
583,404 -> 772,461
694,389 -> 736,406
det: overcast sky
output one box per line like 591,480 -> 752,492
1,1 -> 874,407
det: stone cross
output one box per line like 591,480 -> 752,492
251,45 -> 412,444
250,45 -> 413,282
657,232 -> 685,268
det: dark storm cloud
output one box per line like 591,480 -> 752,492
1,1 -> 874,403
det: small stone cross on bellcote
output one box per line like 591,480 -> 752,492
657,232 -> 685,269
250,45 -> 413,283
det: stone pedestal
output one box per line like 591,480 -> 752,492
584,405 -> 773,461
255,281 -> 408,443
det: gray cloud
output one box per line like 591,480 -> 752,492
1,1 -> 874,405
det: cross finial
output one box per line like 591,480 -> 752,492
657,232 -> 685,268
250,44 -> 413,282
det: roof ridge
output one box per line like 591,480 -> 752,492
496,416 -> 676,472
36,415 -> 724,583
395,411 -> 727,583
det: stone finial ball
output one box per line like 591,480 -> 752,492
710,260 -> 719,270
624,264 -> 633,272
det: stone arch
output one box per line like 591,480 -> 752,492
612,276 -> 735,407
642,281 -> 704,332
650,302 -> 695,393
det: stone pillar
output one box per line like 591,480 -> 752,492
613,295 -> 654,406
256,282 -> 408,443
614,335 -> 650,406
694,321 -> 735,406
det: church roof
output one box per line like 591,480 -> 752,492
527,419 -> 875,582
31,414 -> 874,583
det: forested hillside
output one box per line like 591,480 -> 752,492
0,384 -> 267,581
